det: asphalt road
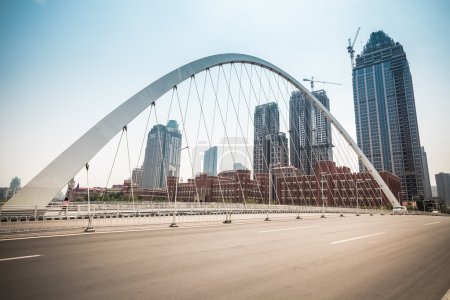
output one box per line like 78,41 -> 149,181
0,215 -> 449,300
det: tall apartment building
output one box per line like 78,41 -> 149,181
289,90 -> 332,175
421,147 -> 432,199
132,167 -> 144,188
142,120 -> 182,188
203,146 -> 218,176
352,31 -> 424,201
253,102 -> 288,174
435,172 -> 450,207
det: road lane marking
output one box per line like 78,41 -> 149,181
258,225 -> 320,233
423,222 -> 440,226
0,255 -> 41,262
330,232 -> 385,245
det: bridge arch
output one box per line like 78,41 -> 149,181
5,53 -> 400,208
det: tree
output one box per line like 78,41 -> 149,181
9,176 -> 21,190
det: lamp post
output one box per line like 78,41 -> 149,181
321,172 -> 326,218
356,179 -> 361,216
265,166 -> 272,221
379,186 -> 384,215
368,179 -> 374,216
170,146 -> 188,228
85,163 -> 94,232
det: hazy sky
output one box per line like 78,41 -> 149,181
1,0 -> 449,189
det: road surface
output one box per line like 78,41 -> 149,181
0,214 -> 449,299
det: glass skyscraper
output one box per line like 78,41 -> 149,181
421,146 -> 432,199
435,172 -> 450,207
352,31 -> 424,201
142,120 -> 182,188
203,146 -> 217,176
289,90 -> 332,175
253,102 -> 288,174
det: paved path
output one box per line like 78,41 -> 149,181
0,215 -> 449,299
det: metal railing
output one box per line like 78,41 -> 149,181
0,202 -> 445,234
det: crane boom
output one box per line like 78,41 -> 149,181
347,26 -> 361,68
351,27 -> 360,48
303,77 -> 342,91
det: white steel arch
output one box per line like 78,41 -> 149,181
5,53 -> 400,208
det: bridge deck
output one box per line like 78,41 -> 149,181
0,215 -> 449,300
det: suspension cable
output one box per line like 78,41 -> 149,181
101,128 -> 125,202
123,125 -> 135,209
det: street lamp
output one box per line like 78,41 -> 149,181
170,146 -> 189,228
356,179 -> 361,216
321,172 -> 326,218
379,186 -> 384,215
85,163 -> 94,232
265,166 -> 273,221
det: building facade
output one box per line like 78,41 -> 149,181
352,31 -> 424,201
253,102 -> 288,175
435,172 -> 450,207
164,163 -> 399,208
132,167 -> 144,188
289,90 -> 332,175
421,147 -> 432,199
142,120 -> 182,188
273,161 -> 400,207
203,146 -> 218,176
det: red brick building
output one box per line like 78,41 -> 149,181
68,161 -> 400,208
273,161 -> 401,208
166,161 -> 400,208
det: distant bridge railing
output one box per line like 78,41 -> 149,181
0,202 -> 442,234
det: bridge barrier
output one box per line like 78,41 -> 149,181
0,202 -> 446,234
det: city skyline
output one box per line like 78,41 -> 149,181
1,1 -> 449,189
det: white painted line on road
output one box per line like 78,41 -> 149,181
330,232 -> 385,245
258,225 -> 320,233
0,254 -> 41,262
423,222 -> 440,226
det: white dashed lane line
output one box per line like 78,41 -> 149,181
258,225 -> 320,233
423,222 -> 440,226
330,232 -> 386,245
0,255 -> 42,262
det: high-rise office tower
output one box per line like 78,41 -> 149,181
264,132 -> 289,168
435,172 -> 450,207
253,102 -> 288,174
132,167 -> 144,188
289,90 -> 332,175
352,31 -> 424,201
142,120 -> 182,188
421,147 -> 432,199
203,146 -> 217,175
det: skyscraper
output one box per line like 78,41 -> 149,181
421,147 -> 432,199
253,102 -> 288,174
203,146 -> 217,175
289,90 -> 332,175
352,31 -> 424,201
435,172 -> 450,207
132,167 -> 144,188
142,120 -> 182,188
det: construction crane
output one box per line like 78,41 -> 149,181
347,26 -> 361,68
303,77 -> 342,91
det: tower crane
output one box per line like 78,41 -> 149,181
347,26 -> 361,68
303,77 -> 342,91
